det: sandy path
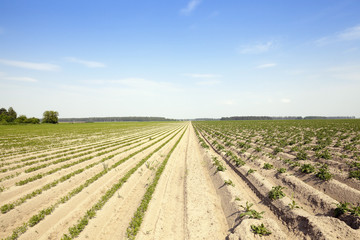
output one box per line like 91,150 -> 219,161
136,127 -> 189,239
137,124 -> 228,240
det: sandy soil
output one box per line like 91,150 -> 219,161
137,124 -> 228,240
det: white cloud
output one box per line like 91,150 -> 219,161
83,78 -> 179,91
3,77 -> 38,82
281,98 -> 291,103
338,25 -> 360,41
222,100 -> 234,105
316,24 -> 360,45
0,59 -> 60,71
238,41 -> 274,54
180,0 -> 202,15
184,73 -> 222,78
256,63 -> 277,69
65,57 -> 106,68
196,80 -> 221,86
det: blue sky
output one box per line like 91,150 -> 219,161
1,0 -> 360,119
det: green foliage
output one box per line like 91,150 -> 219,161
300,164 -> 315,173
334,202 -> 351,217
233,156 -> 245,167
212,156 -> 226,172
268,186 -> 286,200
316,164 -> 333,181
296,150 -> 307,160
315,149 -> 332,159
277,168 -> 287,173
42,110 -> 59,124
263,163 -> 274,170
239,201 -> 264,219
288,193 -> 300,210
334,202 -> 360,217
350,204 -> 360,216
224,179 -> 235,187
251,223 -> 272,236
273,147 -> 282,155
247,168 -> 256,175
349,170 -> 360,180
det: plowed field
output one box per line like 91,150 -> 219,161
1,120 -> 359,239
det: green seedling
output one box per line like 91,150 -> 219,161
239,201 -> 264,219
263,163 -> 274,170
268,186 -> 286,200
224,179 -> 235,187
251,223 -> 271,236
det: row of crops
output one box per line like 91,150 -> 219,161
0,122 -> 187,239
193,119 -> 360,239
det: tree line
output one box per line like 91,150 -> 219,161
220,116 -> 355,121
0,107 -> 59,125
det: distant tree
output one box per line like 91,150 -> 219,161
27,117 -> 40,124
7,107 -> 17,122
42,111 -> 59,124
15,115 -> 27,123
0,108 -> 7,115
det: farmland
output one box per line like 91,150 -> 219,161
1,120 -> 360,239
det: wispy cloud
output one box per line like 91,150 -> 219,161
180,0 -> 202,15
5,77 -> 38,82
0,59 -> 60,71
184,73 -> 222,78
316,24 -> 360,45
65,57 -> 106,68
221,100 -> 235,105
256,63 -> 277,69
83,78 -> 178,91
338,25 -> 360,41
281,98 -> 291,103
196,80 -> 221,86
238,41 -> 275,54
0,72 -> 38,82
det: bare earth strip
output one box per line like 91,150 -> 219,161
137,124 -> 228,240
